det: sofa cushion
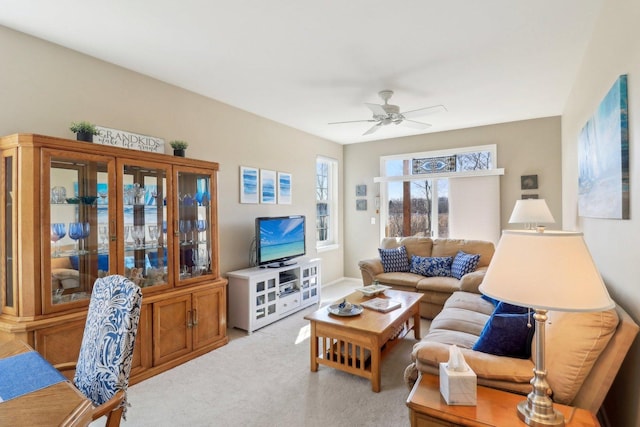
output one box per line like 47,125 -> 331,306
413,341 -> 534,384
451,251 -> 480,279
410,256 -> 453,277
378,246 -> 410,272
544,309 -> 618,404
416,276 -> 462,293
376,272 -> 423,288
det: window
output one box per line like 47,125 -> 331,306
379,145 -> 502,241
316,156 -> 338,249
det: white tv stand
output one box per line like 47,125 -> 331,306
227,257 -> 321,334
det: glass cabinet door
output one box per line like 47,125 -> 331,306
44,150 -> 116,313
174,167 -> 216,286
120,160 -> 171,291
1,150 -> 16,315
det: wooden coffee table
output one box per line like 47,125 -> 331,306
304,289 -> 422,392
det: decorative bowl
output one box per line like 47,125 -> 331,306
356,283 -> 392,297
80,196 -> 98,205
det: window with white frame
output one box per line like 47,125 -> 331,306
316,156 -> 338,249
378,145 -> 502,242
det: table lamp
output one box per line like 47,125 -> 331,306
479,229 -> 614,427
509,199 -> 555,231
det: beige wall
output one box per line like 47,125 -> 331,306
562,0 -> 640,425
0,25 -> 344,284
343,116 -> 562,278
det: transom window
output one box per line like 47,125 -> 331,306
378,145 -> 501,240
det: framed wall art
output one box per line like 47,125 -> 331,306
578,74 -> 629,219
239,166 -> 259,204
278,172 -> 292,204
521,175 -> 538,190
260,169 -> 276,204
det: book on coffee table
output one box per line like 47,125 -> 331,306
361,298 -> 401,313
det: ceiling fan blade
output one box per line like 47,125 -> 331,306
363,123 -> 382,135
328,119 -> 377,125
400,119 -> 432,130
401,104 -> 447,119
364,103 -> 387,116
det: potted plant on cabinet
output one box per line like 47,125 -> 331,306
70,121 -> 100,142
169,140 -> 189,157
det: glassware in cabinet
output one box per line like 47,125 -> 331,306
174,167 -> 216,285
45,150 -> 116,313
120,161 -> 171,291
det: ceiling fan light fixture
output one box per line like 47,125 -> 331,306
328,90 -> 446,136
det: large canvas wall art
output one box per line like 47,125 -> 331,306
578,74 -> 629,219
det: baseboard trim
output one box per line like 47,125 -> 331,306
322,276 -> 361,288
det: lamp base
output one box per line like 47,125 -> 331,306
517,399 -> 564,427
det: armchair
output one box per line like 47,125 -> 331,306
56,275 -> 142,427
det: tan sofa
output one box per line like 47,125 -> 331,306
358,237 -> 495,319
404,291 -> 639,413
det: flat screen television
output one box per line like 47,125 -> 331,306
255,215 -> 306,267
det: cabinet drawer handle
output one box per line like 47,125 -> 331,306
193,308 -> 198,326
187,310 -> 193,328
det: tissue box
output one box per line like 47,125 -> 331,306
439,362 -> 477,405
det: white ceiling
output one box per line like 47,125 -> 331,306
0,0 -> 603,144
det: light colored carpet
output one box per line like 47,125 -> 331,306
117,283 -> 424,427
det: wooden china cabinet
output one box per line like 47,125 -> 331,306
0,133 -> 227,384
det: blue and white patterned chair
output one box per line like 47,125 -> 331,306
58,275 -> 142,427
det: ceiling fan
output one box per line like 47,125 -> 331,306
329,90 -> 447,136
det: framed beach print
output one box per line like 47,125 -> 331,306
578,74 -> 629,219
260,169 -> 276,204
239,166 -> 259,204
278,172 -> 292,204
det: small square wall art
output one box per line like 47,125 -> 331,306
239,166 -> 258,204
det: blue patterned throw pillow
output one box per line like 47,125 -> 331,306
450,251 -> 480,279
378,246 -> 410,273
410,256 -> 453,277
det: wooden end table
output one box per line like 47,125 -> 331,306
406,374 -> 600,427
304,289 -> 422,392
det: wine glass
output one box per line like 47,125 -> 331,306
98,224 -> 109,251
148,225 -> 159,246
124,224 -> 133,247
196,219 -> 207,242
132,225 -> 145,248
161,220 -> 167,247
98,190 -> 108,205
68,222 -> 84,254
81,222 -> 90,254
50,223 -> 66,256
179,219 -> 193,245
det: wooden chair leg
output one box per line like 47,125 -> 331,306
104,407 -> 124,427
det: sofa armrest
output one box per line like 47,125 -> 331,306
358,258 -> 384,285
459,267 -> 487,293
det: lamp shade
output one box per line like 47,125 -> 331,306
479,230 -> 614,312
508,199 -> 555,224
